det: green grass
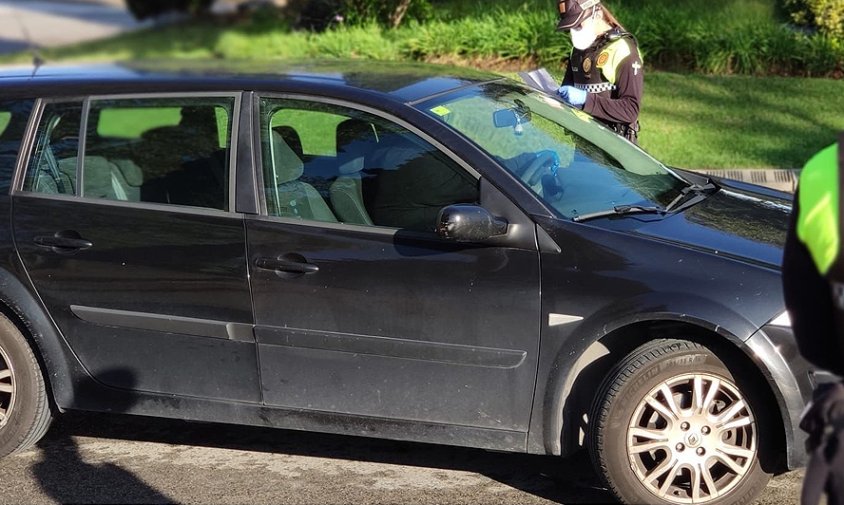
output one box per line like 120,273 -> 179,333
2,0 -> 841,169
639,73 -> 844,169
498,70 -> 844,169
4,0 -> 842,75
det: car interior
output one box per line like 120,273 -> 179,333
264,110 -> 478,233
26,103 -> 230,211
24,100 -> 479,229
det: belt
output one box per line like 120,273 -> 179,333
575,82 -> 616,93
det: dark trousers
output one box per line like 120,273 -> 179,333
801,382 -> 844,505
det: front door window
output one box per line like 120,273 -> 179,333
260,98 -> 479,232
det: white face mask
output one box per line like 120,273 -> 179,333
570,15 -> 598,50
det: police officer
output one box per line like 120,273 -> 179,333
556,0 -> 643,143
783,135 -> 844,505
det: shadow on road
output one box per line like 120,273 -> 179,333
32,435 -> 173,504
32,370 -> 175,504
43,410 -> 616,504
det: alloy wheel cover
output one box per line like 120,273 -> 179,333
0,344 -> 15,429
626,373 -> 756,504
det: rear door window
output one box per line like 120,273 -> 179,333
21,95 -> 237,211
84,97 -> 235,210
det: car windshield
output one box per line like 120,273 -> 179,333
416,81 -> 689,220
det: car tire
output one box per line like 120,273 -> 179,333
588,339 -> 773,505
0,314 -> 52,458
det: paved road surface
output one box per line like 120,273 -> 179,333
0,0 -> 142,55
0,412 -> 802,504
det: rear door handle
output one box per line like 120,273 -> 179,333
255,256 -> 319,275
34,234 -> 93,252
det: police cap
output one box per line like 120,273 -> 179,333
556,0 -> 601,31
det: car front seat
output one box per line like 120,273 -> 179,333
330,119 -> 376,225
268,130 -> 337,222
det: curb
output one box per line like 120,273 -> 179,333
690,169 -> 800,194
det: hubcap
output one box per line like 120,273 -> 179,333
0,345 -> 15,429
626,373 -> 756,504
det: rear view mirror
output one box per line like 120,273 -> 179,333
493,109 -> 519,128
436,205 -> 509,243
493,101 -> 532,135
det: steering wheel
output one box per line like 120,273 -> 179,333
521,150 -> 561,187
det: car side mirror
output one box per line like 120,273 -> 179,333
436,205 -> 509,243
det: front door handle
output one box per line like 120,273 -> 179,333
255,256 -> 319,275
34,233 -> 93,253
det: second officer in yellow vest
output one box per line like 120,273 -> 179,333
782,136 -> 844,505
556,0 -> 643,143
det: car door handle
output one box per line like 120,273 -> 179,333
255,257 -> 319,275
34,235 -> 93,252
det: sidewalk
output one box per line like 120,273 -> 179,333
15,0 -> 126,6
694,169 -> 799,193
0,0 -> 143,54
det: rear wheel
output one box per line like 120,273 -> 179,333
589,339 -> 772,505
0,314 -> 52,458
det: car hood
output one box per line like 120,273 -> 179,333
628,181 -> 792,269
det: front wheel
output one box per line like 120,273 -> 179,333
589,339 -> 773,505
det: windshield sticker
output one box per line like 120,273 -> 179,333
430,106 -> 452,117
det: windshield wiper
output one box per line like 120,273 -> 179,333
572,205 -> 666,223
571,181 -> 719,224
664,182 -> 718,214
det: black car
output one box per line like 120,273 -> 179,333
0,60 -> 831,504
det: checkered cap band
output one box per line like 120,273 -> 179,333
575,82 -> 616,93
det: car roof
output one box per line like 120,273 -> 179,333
0,59 -> 502,104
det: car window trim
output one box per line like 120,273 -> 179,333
14,92 -> 242,214
12,190 -> 243,219
236,91 -> 259,215
77,99 -> 91,197
253,92 -> 482,223
12,97 -> 46,196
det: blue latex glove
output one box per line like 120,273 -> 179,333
558,85 -> 587,109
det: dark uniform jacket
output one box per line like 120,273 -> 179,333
783,138 -> 844,505
562,28 -> 643,141
783,141 -> 844,377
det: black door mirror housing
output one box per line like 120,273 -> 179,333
436,205 -> 509,243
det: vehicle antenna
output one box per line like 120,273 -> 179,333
12,7 -> 45,75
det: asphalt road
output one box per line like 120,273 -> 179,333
0,0 -> 142,55
0,412 -> 803,504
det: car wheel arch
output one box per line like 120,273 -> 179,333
0,266 -> 83,413
541,315 -> 788,473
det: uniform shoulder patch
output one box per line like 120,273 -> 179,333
596,51 -> 609,68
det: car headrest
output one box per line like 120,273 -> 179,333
370,132 -> 422,170
180,106 -> 217,130
273,126 -> 304,160
112,159 -> 144,186
336,119 -> 378,175
271,130 -> 304,185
